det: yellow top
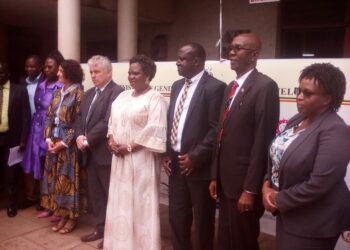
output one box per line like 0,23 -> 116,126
0,81 -> 10,132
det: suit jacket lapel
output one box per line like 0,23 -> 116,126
278,111 -> 331,175
223,69 -> 257,127
183,72 -> 208,126
83,89 -> 95,117
8,84 -> 15,113
86,81 -> 114,125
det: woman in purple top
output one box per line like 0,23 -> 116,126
22,51 -> 64,208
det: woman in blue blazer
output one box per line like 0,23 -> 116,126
262,63 -> 350,250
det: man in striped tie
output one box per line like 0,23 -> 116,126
163,43 -> 226,250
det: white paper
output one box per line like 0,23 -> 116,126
7,146 -> 23,167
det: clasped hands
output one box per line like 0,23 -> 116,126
107,137 -> 130,157
162,154 -> 193,176
76,135 -> 87,151
47,139 -> 65,154
262,180 -> 278,213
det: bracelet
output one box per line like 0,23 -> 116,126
267,191 -> 278,207
127,144 -> 132,153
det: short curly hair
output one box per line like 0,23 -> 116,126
299,63 -> 346,111
60,59 -> 84,83
129,55 -> 156,81
47,50 -> 64,66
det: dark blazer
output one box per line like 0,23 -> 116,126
3,83 -> 31,148
269,111 -> 350,238
212,69 -> 280,199
75,81 -> 123,166
167,71 -> 226,180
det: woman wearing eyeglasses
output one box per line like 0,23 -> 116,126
262,63 -> 350,250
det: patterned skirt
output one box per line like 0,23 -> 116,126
41,145 -> 87,218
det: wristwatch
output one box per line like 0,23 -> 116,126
127,144 -> 132,153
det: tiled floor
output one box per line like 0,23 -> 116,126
0,203 -> 275,250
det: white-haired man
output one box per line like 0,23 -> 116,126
76,55 -> 123,248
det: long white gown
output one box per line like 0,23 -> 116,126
104,89 -> 168,250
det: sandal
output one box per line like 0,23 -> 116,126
59,219 -> 77,234
37,210 -> 52,219
51,217 -> 68,232
49,215 -> 61,223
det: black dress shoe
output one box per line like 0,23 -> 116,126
7,207 -> 17,217
80,231 -> 103,242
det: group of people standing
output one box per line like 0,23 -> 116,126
0,30 -> 349,250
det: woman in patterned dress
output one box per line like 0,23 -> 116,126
41,59 -> 86,234
104,55 -> 168,249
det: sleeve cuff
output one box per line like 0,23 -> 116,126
60,141 -> 68,148
244,190 -> 257,195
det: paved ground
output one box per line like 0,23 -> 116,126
0,202 -> 276,250
0,179 -> 275,250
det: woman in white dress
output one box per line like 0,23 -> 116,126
104,55 -> 168,250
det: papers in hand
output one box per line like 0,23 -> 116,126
8,146 -> 23,167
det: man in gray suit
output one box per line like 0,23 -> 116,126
76,55 -> 123,248
209,33 -> 280,250
163,43 -> 226,250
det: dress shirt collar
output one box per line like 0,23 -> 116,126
227,68 -> 254,110
97,80 -> 112,93
188,70 -> 205,85
235,68 -> 254,87
26,72 -> 42,85
0,80 -> 10,89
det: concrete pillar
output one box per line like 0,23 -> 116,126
117,0 -> 138,61
58,0 -> 81,61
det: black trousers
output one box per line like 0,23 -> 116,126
0,146 -> 18,209
86,155 -> 111,234
168,152 -> 216,250
218,190 -> 264,250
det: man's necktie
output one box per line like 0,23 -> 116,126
0,85 -> 3,124
218,81 -> 238,141
86,88 -> 101,124
170,79 -> 192,145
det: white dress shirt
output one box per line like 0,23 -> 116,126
172,70 -> 205,152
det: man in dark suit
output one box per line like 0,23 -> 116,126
163,43 -> 226,250
76,55 -> 123,248
0,61 -> 31,217
209,33 -> 280,250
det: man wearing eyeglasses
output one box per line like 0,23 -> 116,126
209,32 -> 280,250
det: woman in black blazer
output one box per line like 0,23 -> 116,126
262,63 -> 350,250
